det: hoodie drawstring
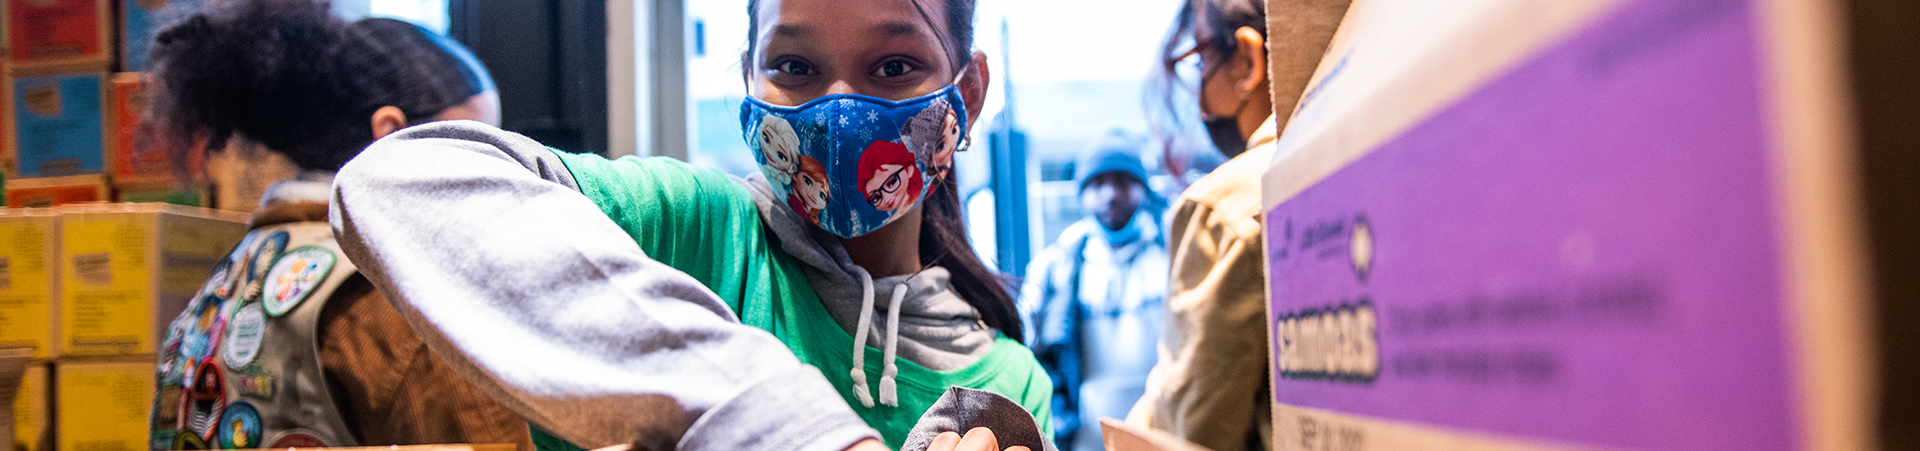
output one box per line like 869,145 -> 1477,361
849,270 -> 878,408
878,284 -> 907,406
850,269 -> 909,408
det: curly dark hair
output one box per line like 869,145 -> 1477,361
144,0 -> 493,173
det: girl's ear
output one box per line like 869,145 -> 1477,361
1231,26 -> 1270,96
741,49 -> 755,92
370,106 -> 408,140
959,51 -> 990,128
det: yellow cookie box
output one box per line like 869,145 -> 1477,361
12,361 -> 49,451
57,203 -> 244,357
0,209 -> 58,360
55,357 -> 152,451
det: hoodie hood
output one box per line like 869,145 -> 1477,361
739,173 -> 997,372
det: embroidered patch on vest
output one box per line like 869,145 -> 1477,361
247,231 -> 290,283
261,246 -> 337,317
173,431 -> 209,450
222,302 -> 267,369
185,360 -> 226,440
152,383 -> 183,435
218,401 -> 264,449
162,308 -> 192,357
204,257 -> 237,300
181,295 -> 227,363
231,366 -> 276,399
151,428 -> 177,451
268,429 -> 332,448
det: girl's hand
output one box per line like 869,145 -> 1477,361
926,427 -> 1032,451
840,427 -> 1032,451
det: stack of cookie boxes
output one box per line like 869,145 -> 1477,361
111,0 -> 209,207
2,208 -> 57,451
0,1 -> 229,450
1,0 -> 208,210
1,203 -> 244,451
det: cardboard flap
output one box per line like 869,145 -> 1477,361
1266,0 -> 1355,138
1099,418 -> 1211,451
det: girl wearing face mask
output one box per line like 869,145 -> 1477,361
328,0 -> 1052,450
142,0 -> 522,448
1129,1 -> 1277,451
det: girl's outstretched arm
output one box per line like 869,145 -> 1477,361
330,120 -> 878,451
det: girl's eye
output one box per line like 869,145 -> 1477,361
775,60 -> 815,76
872,60 -> 916,78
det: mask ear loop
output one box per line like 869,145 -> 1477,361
951,60 -> 971,86
939,61 -> 973,185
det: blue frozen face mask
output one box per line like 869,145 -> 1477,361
741,85 -> 968,238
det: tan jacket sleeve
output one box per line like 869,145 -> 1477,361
1142,197 -> 1272,451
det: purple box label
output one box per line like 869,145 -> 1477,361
1264,0 -> 1795,449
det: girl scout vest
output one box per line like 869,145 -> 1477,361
149,221 -> 362,449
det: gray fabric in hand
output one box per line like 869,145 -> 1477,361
901,387 -> 1059,451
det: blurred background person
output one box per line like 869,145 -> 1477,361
1022,134 -> 1168,451
143,0 -> 526,447
1129,0 -> 1276,450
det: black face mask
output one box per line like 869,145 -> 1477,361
1204,115 -> 1247,158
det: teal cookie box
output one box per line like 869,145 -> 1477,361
11,72 -> 106,179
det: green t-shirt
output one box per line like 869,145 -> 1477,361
536,151 -> 1052,450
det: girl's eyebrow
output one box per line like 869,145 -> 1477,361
876,22 -> 924,37
772,21 -> 926,39
773,24 -> 812,38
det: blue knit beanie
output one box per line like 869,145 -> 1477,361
1074,135 -> 1149,191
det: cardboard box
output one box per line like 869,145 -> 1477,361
11,361 -> 48,451
5,175 -> 107,208
113,179 -> 207,207
55,358 -> 153,451
2,0 -> 111,68
1260,0 -> 1872,449
1100,419 -> 1207,451
9,71 -> 106,179
205,138 -> 299,213
0,209 -> 57,360
121,0 -> 201,72
57,203 -> 244,357
1,71 -> 12,178
107,73 -> 201,182
107,73 -> 155,179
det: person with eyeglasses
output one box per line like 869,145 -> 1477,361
1129,0 -> 1279,451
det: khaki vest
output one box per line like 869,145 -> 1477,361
150,221 -> 361,449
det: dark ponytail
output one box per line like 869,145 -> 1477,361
744,0 -> 1021,342
144,0 -> 493,174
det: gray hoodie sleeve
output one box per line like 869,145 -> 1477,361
329,121 -> 879,451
